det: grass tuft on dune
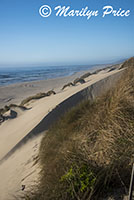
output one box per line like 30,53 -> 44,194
24,58 -> 134,199
0,104 -> 27,115
20,90 -> 56,106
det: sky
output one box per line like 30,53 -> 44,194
0,0 -> 134,67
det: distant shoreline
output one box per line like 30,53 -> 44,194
0,64 -> 112,108
0,62 -> 122,109
0,64 -> 111,87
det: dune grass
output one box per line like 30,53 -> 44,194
0,90 -> 56,115
20,90 -> 56,106
23,58 -> 134,199
73,78 -> 85,85
0,104 -> 27,115
62,82 -> 75,90
80,72 -> 91,79
62,78 -> 85,91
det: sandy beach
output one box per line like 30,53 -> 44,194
0,65 -> 105,109
0,72 -> 82,108
1,0 -> 133,197
0,65 -> 124,199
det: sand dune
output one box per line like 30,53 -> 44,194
0,67 -> 124,199
0,68 -> 123,161
0,66 -> 106,109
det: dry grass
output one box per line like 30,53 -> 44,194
62,82 -> 75,90
20,90 -> 56,106
24,58 -> 134,199
80,72 -> 91,79
0,90 -> 56,119
73,78 -> 85,85
62,78 -> 85,91
0,104 -> 27,115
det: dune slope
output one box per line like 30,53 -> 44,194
0,66 -> 124,199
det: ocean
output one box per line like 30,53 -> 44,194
0,65 -> 98,86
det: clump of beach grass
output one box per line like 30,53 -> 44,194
0,104 -> 27,115
23,58 -> 134,199
73,78 -> 85,85
80,72 -> 91,79
0,90 -> 56,116
62,82 -> 75,90
62,78 -> 85,91
20,90 -> 56,106
91,69 -> 102,75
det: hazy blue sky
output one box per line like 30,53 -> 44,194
0,0 -> 134,66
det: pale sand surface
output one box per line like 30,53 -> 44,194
0,135 -> 42,200
0,67 -> 123,199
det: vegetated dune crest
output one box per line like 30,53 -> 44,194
0,66 -> 124,163
0,60 -> 130,199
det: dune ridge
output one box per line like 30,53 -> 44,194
0,65 -> 125,199
0,68 -> 123,163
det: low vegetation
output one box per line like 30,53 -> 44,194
119,57 -> 134,69
62,82 -> 75,90
0,104 -> 26,115
0,90 -> 56,117
0,104 -> 27,123
108,67 -> 116,72
80,72 -> 91,79
73,78 -> 85,85
62,78 -> 85,91
91,69 -> 102,75
20,90 -> 56,106
24,58 -> 134,199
